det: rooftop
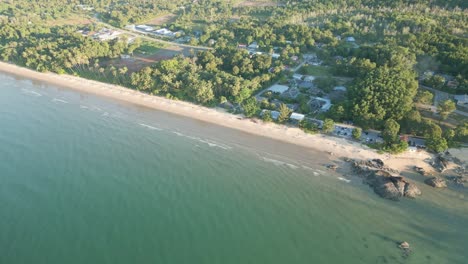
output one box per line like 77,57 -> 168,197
290,112 -> 305,121
267,84 -> 289,94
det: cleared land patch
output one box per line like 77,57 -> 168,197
236,0 -> 278,7
144,14 -> 177,26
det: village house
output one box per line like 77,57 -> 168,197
136,25 -> 155,32
454,94 -> 468,106
154,28 -> 176,37
248,42 -> 259,49
290,113 -> 305,122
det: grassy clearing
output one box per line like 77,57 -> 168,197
134,41 -> 165,55
298,65 -> 331,76
46,14 -> 92,26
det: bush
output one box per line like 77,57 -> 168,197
352,127 -> 362,140
322,118 -> 335,133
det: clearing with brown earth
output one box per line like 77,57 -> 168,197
104,46 -> 193,72
236,0 -> 278,7
143,14 -> 177,26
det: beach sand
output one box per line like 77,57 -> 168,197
0,61 -> 437,173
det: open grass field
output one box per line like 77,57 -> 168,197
134,41 -> 166,55
298,65 -> 332,76
46,14 -> 93,26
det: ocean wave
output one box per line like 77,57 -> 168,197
139,123 -> 163,131
261,157 -> 299,169
21,88 -> 42,97
338,177 -> 351,183
171,131 -> 231,150
52,98 -> 68,104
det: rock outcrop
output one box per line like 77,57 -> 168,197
446,176 -> 467,187
430,154 -> 450,173
424,177 -> 447,188
351,159 -> 421,201
414,166 -> 429,176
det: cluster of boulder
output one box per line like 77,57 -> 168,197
414,166 -> 430,176
427,152 -> 467,188
424,177 -> 447,188
351,159 -> 421,201
430,155 -> 450,173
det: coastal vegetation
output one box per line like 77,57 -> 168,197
0,0 -> 466,153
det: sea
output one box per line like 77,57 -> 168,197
1,71 -> 467,264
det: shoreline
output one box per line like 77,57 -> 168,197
0,61 -> 439,173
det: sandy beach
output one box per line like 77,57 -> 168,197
0,61 -> 443,173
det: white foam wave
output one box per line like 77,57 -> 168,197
198,139 -> 232,150
52,98 -> 68,104
80,105 -> 89,109
21,88 -> 42,96
262,157 -> 298,169
338,177 -> 351,183
139,123 -> 163,131
171,131 -> 231,150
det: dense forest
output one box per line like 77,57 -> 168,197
0,0 -> 466,151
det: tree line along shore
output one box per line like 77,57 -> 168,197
0,0 -> 466,154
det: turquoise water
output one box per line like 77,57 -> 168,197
1,72 -> 467,264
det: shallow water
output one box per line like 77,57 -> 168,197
1,72 -> 467,264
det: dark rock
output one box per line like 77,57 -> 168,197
399,241 -> 410,249
430,155 -> 449,173
414,166 -> 428,176
424,177 -> 447,188
373,178 -> 402,200
342,157 -> 352,162
404,183 -> 422,198
326,164 -> 338,170
351,159 -> 421,200
446,176 -> 467,187
372,158 -> 385,168
398,241 -> 412,258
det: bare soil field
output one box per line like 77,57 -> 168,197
104,46 -> 192,72
144,14 -> 177,26
236,0 -> 277,7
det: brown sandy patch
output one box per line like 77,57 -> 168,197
144,14 -> 177,26
236,1 -> 277,7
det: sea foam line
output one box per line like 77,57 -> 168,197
261,157 -> 299,169
171,131 -> 232,150
338,177 -> 351,183
139,123 -> 163,131
52,98 -> 68,104
21,88 -> 42,97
